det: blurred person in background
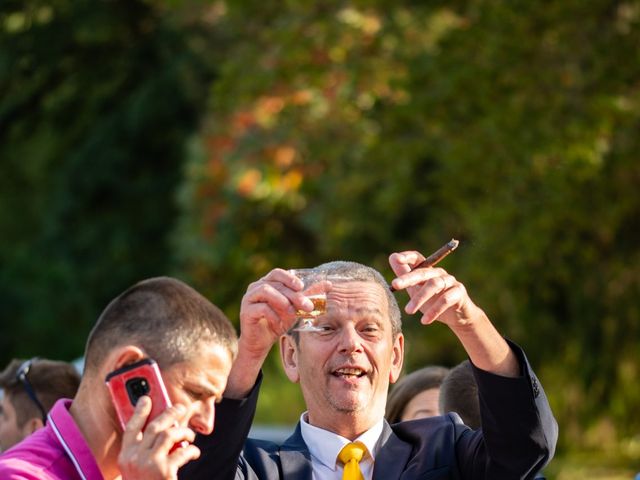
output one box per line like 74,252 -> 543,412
0,276 -> 237,480
0,358 -> 81,452
438,360 -> 481,430
385,365 -> 449,423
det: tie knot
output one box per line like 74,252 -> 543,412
338,441 -> 367,465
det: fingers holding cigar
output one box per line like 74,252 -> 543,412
389,239 -> 459,292
389,260 -> 467,325
403,271 -> 459,317
389,239 -> 468,325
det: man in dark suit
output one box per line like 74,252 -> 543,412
181,249 -> 558,480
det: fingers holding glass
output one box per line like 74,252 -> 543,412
290,269 -> 347,332
290,269 -> 328,332
241,270 -> 316,335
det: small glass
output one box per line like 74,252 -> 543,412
291,269 -> 345,332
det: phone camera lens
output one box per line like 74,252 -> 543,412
126,377 -> 150,403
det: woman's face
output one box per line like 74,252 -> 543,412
401,387 -> 441,421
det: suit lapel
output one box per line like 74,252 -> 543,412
372,421 -> 412,480
277,420 -> 414,480
280,423 -> 313,480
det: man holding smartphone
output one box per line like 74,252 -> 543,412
0,276 -> 238,480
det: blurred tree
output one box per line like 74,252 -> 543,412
173,0 -> 640,460
0,0 -> 216,361
2,0 -> 639,470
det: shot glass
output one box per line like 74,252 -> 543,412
290,269 -> 346,332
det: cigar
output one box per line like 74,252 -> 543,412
390,239 -> 459,292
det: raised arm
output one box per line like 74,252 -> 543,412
389,249 -> 557,478
224,268 -> 313,398
389,250 -> 518,377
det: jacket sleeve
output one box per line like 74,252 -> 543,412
458,340 -> 558,479
178,373 -> 262,480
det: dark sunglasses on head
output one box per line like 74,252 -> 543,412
15,358 -> 48,424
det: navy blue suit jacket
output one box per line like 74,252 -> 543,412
180,342 -> 557,480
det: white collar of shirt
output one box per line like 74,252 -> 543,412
299,412 -> 384,480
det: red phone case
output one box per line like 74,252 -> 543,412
105,358 -> 172,431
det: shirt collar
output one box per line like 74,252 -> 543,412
48,399 -> 104,480
299,412 -> 384,470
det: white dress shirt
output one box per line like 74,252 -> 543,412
299,412 -> 384,480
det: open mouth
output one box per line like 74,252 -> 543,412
332,367 -> 367,379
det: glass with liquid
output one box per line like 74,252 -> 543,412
291,269 -> 344,332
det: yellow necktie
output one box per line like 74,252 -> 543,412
338,441 -> 367,480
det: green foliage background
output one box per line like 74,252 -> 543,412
2,1 -> 639,477
0,0 -> 215,358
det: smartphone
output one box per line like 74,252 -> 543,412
105,358 -> 172,431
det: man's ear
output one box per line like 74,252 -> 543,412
389,333 -> 405,384
279,335 -> 300,383
21,416 -> 44,437
103,345 -> 147,377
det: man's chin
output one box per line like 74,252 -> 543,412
328,395 -> 369,414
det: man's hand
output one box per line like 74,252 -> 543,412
238,268 -> 313,355
389,250 -> 483,328
389,250 -> 519,377
119,397 -> 199,480
224,268 -> 314,398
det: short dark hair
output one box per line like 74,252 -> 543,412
0,358 -> 81,426
288,261 -> 402,344
438,360 -> 481,429
385,365 -> 450,423
83,277 -> 238,373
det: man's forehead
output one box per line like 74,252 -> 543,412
189,343 -> 233,380
191,338 -> 234,360
326,280 -> 389,315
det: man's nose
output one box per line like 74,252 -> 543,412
189,401 -> 216,435
337,324 -> 363,354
